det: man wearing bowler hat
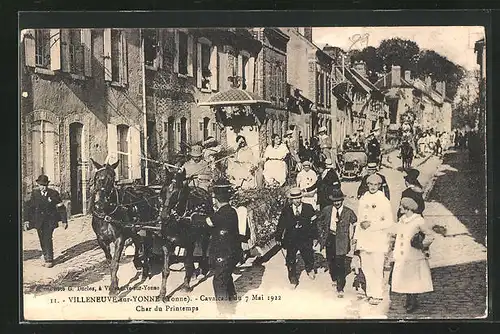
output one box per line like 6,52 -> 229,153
317,189 -> 357,298
23,175 -> 68,268
317,158 -> 342,210
397,169 -> 425,219
357,162 -> 390,200
366,128 -> 381,166
275,188 -> 317,288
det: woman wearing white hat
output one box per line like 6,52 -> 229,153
318,126 -> 333,162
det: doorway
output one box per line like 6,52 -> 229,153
69,122 -> 84,215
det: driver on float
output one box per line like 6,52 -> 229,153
180,145 -> 212,191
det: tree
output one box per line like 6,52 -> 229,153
376,38 -> 420,72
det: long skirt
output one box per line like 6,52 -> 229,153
391,258 -> 434,294
263,160 -> 287,186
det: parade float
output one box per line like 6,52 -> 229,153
198,88 -> 289,255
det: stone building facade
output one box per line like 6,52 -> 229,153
21,28 -> 145,215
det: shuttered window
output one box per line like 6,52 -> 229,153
35,30 -> 50,68
104,29 -> 128,84
108,124 -> 141,181
32,120 -> 56,184
69,29 -> 84,75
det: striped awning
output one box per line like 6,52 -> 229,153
198,88 -> 271,107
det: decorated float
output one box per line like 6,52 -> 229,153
198,87 -> 290,256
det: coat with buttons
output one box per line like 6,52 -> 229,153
275,203 -> 317,249
317,205 -> 357,255
208,204 -> 242,261
23,188 -> 67,230
392,213 -> 435,262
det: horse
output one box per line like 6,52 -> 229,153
89,158 -> 161,296
157,168 -> 213,300
400,140 -> 414,170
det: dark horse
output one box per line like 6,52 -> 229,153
400,140 -> 414,170
89,158 -> 161,296
157,168 -> 213,300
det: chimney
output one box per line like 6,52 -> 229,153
391,65 -> 401,87
303,27 -> 313,43
404,70 -> 411,82
354,61 -> 367,78
425,76 -> 432,88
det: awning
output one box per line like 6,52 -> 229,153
197,88 -> 272,107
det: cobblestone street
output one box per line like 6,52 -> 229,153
22,149 -> 487,320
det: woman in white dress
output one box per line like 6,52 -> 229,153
390,197 -> 436,313
263,134 -> 289,187
228,135 -> 258,189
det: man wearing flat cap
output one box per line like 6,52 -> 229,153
275,188 -> 317,288
357,162 -> 390,200
205,178 -> 241,314
353,173 -> 395,305
180,145 -> 211,191
23,175 -> 68,268
296,160 -> 318,209
317,189 -> 357,298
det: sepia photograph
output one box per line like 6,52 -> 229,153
19,25 -> 487,320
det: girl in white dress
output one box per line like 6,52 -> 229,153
390,197 -> 436,313
263,134 -> 289,187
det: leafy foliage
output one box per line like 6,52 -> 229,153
345,37 -> 465,100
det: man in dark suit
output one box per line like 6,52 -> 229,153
317,189 -> 357,298
205,179 -> 242,314
397,169 -> 425,219
23,175 -> 68,268
357,162 -> 390,200
366,129 -> 381,166
275,188 -> 317,288
317,158 -> 342,210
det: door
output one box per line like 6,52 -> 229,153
69,122 -> 84,215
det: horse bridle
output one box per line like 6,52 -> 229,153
92,186 -> 120,221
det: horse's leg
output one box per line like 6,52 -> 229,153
159,242 -> 172,302
132,235 -> 143,271
141,233 -> 154,280
109,236 -> 126,296
97,236 -> 112,262
181,243 -> 195,292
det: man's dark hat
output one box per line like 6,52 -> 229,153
36,174 -> 50,186
404,169 -> 420,183
211,178 -> 233,193
328,189 -> 345,202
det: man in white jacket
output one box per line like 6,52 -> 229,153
353,173 -> 395,305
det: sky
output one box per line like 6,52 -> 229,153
313,26 -> 485,71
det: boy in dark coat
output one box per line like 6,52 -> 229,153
23,175 -> 68,268
275,188 -> 317,288
205,179 -> 242,314
316,189 -> 357,297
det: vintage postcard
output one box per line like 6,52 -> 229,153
20,25 -> 487,320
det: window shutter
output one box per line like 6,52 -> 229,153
120,31 -> 128,85
198,121 -> 204,142
210,45 -> 218,91
60,29 -> 71,72
196,42 -> 202,88
237,54 -> 243,79
187,34 -> 194,77
23,29 -> 36,67
157,29 -> 163,69
103,29 -> 112,81
247,56 -> 255,92
81,29 -> 92,77
174,31 -> 179,73
106,124 -> 119,180
49,29 -> 61,71
128,126 -> 142,180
